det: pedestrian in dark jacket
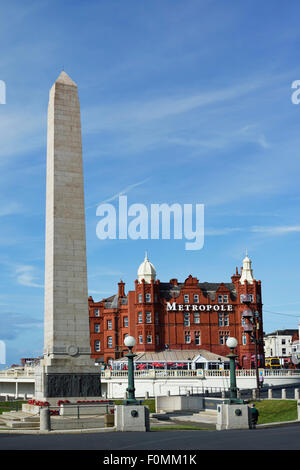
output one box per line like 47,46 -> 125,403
250,403 -> 259,429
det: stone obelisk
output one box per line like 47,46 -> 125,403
35,71 -> 101,402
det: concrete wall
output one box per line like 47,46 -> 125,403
155,395 -> 227,413
155,395 -> 204,413
60,403 -> 112,416
0,381 -> 34,398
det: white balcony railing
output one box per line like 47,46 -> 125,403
0,367 -> 300,380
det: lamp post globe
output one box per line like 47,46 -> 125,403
124,336 -> 136,349
226,337 -> 238,350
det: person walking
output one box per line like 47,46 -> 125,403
250,403 -> 259,429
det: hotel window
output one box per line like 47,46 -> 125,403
139,335 -> 143,344
184,294 -> 189,303
240,294 -> 253,303
194,312 -> 200,324
185,332 -> 191,344
146,312 -> 152,323
107,320 -> 112,330
195,331 -> 200,345
242,334 -> 247,345
94,323 -> 100,333
194,294 -> 199,303
138,293 -> 142,303
94,309 -> 100,317
146,335 -> 152,344
124,316 -> 128,328
145,293 -> 151,303
184,312 -> 190,327
219,334 -> 228,345
219,313 -> 229,327
223,295 -> 229,303
94,340 -> 101,352
219,333 -> 229,345
138,312 -> 143,323
107,336 -> 113,348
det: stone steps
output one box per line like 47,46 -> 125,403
0,411 -> 40,429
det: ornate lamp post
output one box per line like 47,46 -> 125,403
226,337 -> 240,402
123,335 -> 139,405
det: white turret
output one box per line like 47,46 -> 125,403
137,251 -> 156,283
239,250 -> 254,284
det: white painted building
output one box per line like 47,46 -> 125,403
264,329 -> 299,366
291,321 -> 300,365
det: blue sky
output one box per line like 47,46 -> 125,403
0,0 -> 300,367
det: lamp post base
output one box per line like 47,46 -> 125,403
216,403 -> 250,430
115,404 -> 150,432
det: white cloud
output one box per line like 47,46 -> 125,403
205,227 -> 242,236
251,225 -> 300,235
87,179 -> 149,209
0,202 -> 22,217
15,265 -> 43,288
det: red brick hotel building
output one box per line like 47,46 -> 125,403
89,253 -> 264,369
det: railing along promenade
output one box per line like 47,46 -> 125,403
100,369 -> 300,379
0,368 -> 35,377
0,367 -> 299,379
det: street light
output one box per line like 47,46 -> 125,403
123,336 -> 139,405
226,337 -> 243,404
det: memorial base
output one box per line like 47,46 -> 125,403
33,361 -> 101,404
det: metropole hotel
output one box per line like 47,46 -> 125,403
88,253 -> 264,370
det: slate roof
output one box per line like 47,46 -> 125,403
101,281 -> 237,307
264,329 -> 298,337
159,282 -> 236,301
114,349 -> 229,363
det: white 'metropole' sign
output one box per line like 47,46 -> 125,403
167,302 -> 233,312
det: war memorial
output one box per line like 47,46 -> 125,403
34,71 -> 101,402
